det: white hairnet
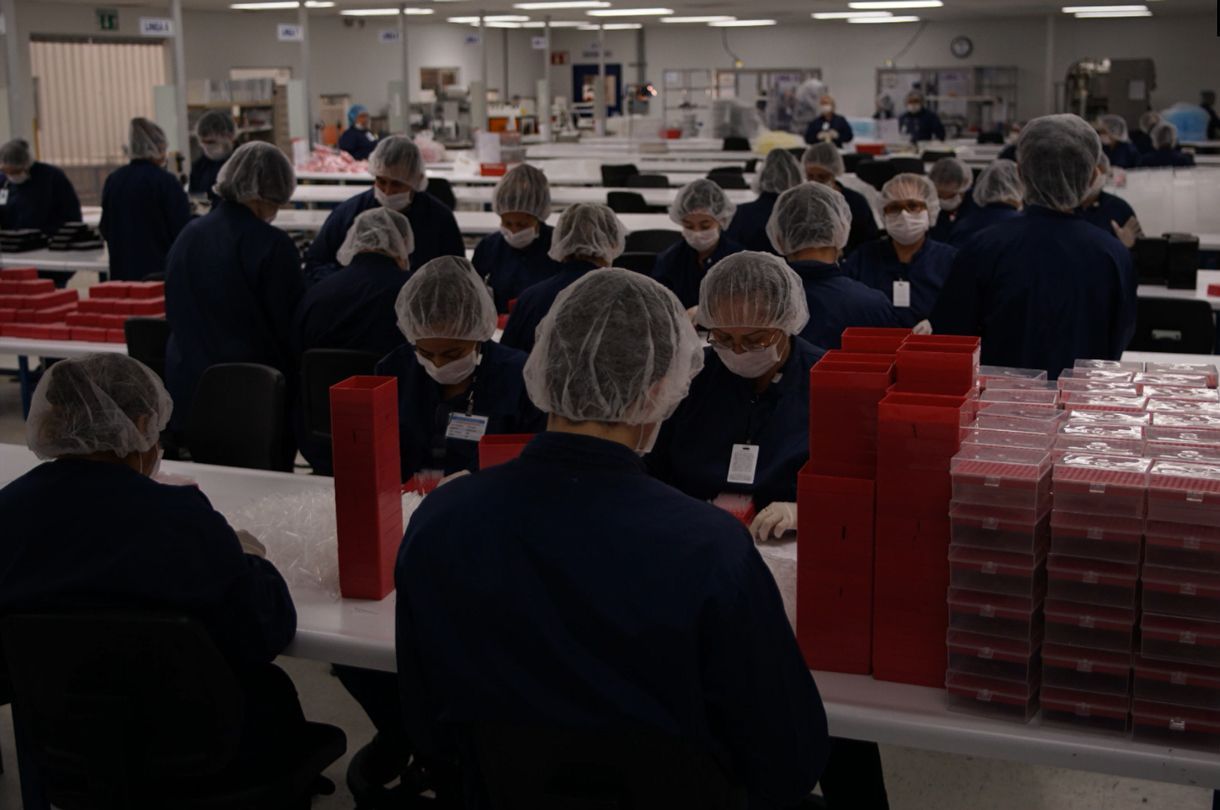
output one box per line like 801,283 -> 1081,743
1100,114 -> 1129,143
973,159 -> 1023,206
929,157 -> 973,193
26,353 -> 172,460
368,135 -> 426,191
767,182 -> 852,255
758,149 -> 803,194
0,138 -> 31,169
129,117 -> 167,160
214,142 -> 296,205
882,173 -> 941,222
1139,111 -> 1161,133
1016,114 -> 1102,212
337,207 -> 415,267
697,251 -> 810,335
394,256 -> 496,343
668,178 -> 737,229
546,202 -> 627,264
196,109 -> 236,141
524,268 -> 704,426
1151,121 -> 1179,150
802,143 -> 845,177
493,164 -> 551,220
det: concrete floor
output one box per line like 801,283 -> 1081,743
0,368 -> 1214,809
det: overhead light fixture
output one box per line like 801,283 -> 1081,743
579,21 -> 643,27
587,7 -> 672,15
513,1 -> 610,8
230,1 -> 300,9
848,1 -> 942,8
708,18 -> 775,26
1074,9 -> 1152,15
304,1 -> 334,7
848,14 -> 921,22
812,11 -> 891,18
448,14 -> 530,21
661,15 -> 734,22
520,19 -> 587,25
483,21 -> 523,26
1062,4 -> 1147,10
340,8 -> 403,15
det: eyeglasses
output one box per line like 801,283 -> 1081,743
882,200 -> 928,215
707,329 -> 783,353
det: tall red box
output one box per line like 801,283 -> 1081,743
478,433 -> 535,469
331,375 -> 402,600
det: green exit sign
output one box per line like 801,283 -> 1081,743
97,8 -> 118,31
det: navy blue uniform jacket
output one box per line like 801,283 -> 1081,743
303,189 -> 464,281
899,109 -> 946,142
189,154 -> 227,205
1104,141 -> 1141,169
651,234 -> 745,309
499,259 -> 599,354
929,206 -> 1137,379
294,251 -> 407,357
726,192 -> 781,254
949,203 -> 1022,248
471,224 -> 564,313
100,160 -> 190,281
843,237 -> 957,327
374,339 -> 544,480
650,339 -> 824,508
395,431 -> 829,809
0,162 -> 82,235
788,258 -> 901,350
1080,191 -> 1137,240
838,183 -> 880,256
804,115 -> 854,145
338,127 -> 378,160
1138,149 -> 1196,168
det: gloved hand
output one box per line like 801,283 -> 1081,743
235,529 -> 267,559
913,319 -> 934,336
1111,216 -> 1141,249
817,130 -> 837,143
750,502 -> 797,543
436,469 -> 471,489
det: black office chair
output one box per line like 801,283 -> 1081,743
977,131 -> 1005,145
842,153 -> 873,174
920,150 -> 956,163
854,161 -> 897,191
124,318 -> 172,383
615,252 -> 657,275
185,363 -> 293,472
1128,298 -> 1217,354
425,177 -> 457,211
888,157 -> 925,175
787,147 -> 807,162
625,229 -> 682,253
472,725 -> 746,810
743,158 -> 758,173
626,173 -> 670,188
607,191 -> 651,214
1,611 -> 345,810
722,136 -> 751,152
708,173 -> 749,190
601,163 -> 640,187
300,348 -> 381,445
707,165 -> 744,175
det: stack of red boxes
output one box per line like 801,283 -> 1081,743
66,281 -> 166,343
0,268 -> 80,340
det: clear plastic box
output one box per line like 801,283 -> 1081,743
980,365 -> 1049,384
1140,613 -> 1220,667
1058,378 -> 1142,394
983,379 -> 1056,393
1132,699 -> 1220,747
1144,386 -> 1220,403
1064,395 -> 1150,415
1146,399 -> 1220,415
945,670 -> 1039,723
1052,454 -> 1152,518
949,545 -> 1047,598
1146,441 -> 1220,465
947,629 -> 1041,684
1052,434 -> 1146,460
1145,520 -> 1220,572
1133,655 -> 1220,711
1061,410 -> 1151,426
1135,372 -> 1213,389
951,502 -> 1051,554
950,445 -> 1053,511
948,587 -> 1044,640
1045,599 -> 1136,653
1041,685 -> 1131,734
1146,425 -> 1220,446
1058,368 -> 1136,384
1146,460 -> 1220,525
1057,420 -> 1146,442
1075,359 -> 1145,372
978,388 -> 1060,409
975,404 -> 1070,434
1042,643 -> 1132,696
1152,413 -> 1220,430
1144,362 -> 1219,387
1047,554 -> 1139,608
1142,564 -> 1220,621
1049,510 -> 1145,564
963,428 -> 1056,452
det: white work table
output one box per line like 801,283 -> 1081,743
2,428 -> 1220,790
0,248 -> 109,277
1137,269 -> 1220,311
289,182 -> 753,209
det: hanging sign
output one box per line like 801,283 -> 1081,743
97,8 -> 119,32
379,29 -> 400,44
531,35 -> 547,49
277,23 -> 304,41
139,17 -> 173,36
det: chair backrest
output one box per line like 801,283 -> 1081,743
185,363 -> 292,471
472,725 -> 746,810
920,150 -> 956,163
625,173 -> 670,189
786,147 -> 806,162
615,251 -> 657,275
743,158 -> 758,174
426,178 -> 457,211
841,153 -> 873,174
606,191 -> 650,214
301,349 -> 382,443
854,160 -> 897,191
1128,298 -> 1217,354
722,137 -> 750,152
601,163 -> 639,187
977,131 -> 1004,145
625,229 -> 682,253
707,173 -> 749,190
124,318 -> 172,382
887,157 -> 925,175
707,165 -> 744,175
1,611 -> 243,810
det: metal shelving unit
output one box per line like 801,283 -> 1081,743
876,66 -> 1018,137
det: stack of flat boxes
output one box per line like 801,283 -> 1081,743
0,272 -> 164,344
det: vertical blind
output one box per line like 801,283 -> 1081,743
31,38 -> 167,166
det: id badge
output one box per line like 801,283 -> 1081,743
727,443 -> 760,485
0,188 -> 9,206
445,413 -> 489,441
892,280 -> 912,309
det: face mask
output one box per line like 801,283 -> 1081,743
202,141 -> 232,161
714,344 -> 782,380
7,172 -> 28,185
819,105 -> 834,115
940,194 -> 963,212
884,210 -> 931,246
634,423 -> 659,457
907,104 -> 922,114
418,349 -> 478,385
682,226 -> 720,253
501,226 -> 538,250
375,186 -> 413,211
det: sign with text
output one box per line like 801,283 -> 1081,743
277,23 -> 304,41
465,33 -> 481,45
97,8 -> 118,32
379,29 -> 400,44
531,35 -> 547,50
139,17 -> 173,36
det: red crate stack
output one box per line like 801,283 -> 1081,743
330,375 -> 402,600
0,278 -> 166,343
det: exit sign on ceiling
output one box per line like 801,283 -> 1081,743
97,8 -> 118,31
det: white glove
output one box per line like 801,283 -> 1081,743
818,130 -> 837,143
235,530 -> 267,559
913,319 -> 933,336
750,502 -> 797,543
436,469 -> 471,489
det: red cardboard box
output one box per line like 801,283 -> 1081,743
478,434 -> 535,469
839,326 -> 911,354
89,282 -> 131,299
126,281 -> 165,299
873,516 -> 951,687
69,326 -> 107,342
16,290 -> 78,311
0,267 -> 38,280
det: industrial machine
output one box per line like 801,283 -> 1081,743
1064,58 -> 1157,129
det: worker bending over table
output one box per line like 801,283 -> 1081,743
472,164 -> 564,313
652,178 -> 745,310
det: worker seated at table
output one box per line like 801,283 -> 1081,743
99,118 -> 191,281
948,159 -> 1023,247
767,182 -> 901,351
189,109 -> 237,207
1137,121 -> 1197,168
898,91 -> 946,143
304,135 -> 463,282
500,202 -> 627,354
0,137 -> 82,236
0,354 -> 309,795
395,268 -> 830,809
652,178 -> 744,310
338,104 -> 378,161
804,94 -> 854,146
1097,114 -> 1140,170
165,143 -> 304,432
927,156 -> 975,242
471,164 -> 563,313
844,173 -> 957,332
802,143 -> 878,256
930,114 -> 1137,379
1131,111 -> 1160,155
1080,154 -> 1142,249
726,148 -> 803,254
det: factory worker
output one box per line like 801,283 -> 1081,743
376,256 -> 544,481
651,178 -> 744,309
0,137 -> 82,235
165,142 -> 304,434
304,135 -> 463,281
804,94 -> 854,146
1097,114 -> 1140,169
189,109 -> 237,205
767,182 -> 901,350
1204,90 -> 1220,140
843,173 -> 956,331
338,103 -> 378,160
1138,121 -> 1196,168
898,91 -> 946,143
396,268 -> 830,809
927,156 -> 974,242
0,354 -> 308,788
948,159 -> 1023,247
99,118 -> 190,281
726,148 -> 803,254
500,202 -> 627,353
1131,111 -> 1160,155
1079,154 -> 1142,249
471,164 -> 563,313
930,114 -> 1137,378
802,142 -> 879,255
